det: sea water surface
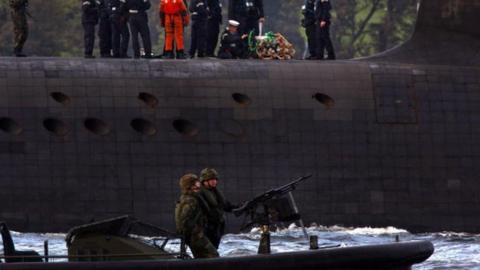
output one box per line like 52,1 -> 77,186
2,225 -> 480,269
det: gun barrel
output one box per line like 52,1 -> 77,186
232,174 -> 313,216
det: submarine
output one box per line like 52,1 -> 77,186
0,0 -> 479,234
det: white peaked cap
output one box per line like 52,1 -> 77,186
228,20 -> 240,27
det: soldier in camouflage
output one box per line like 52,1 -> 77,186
198,168 -> 237,249
175,173 -> 219,258
9,0 -> 29,57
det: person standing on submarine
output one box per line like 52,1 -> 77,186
98,0 -> 113,57
205,0 -> 223,57
315,0 -> 335,60
108,0 -> 131,58
189,0 -> 209,58
159,0 -> 190,59
82,0 -> 100,58
9,0 -> 29,57
302,0 -> 317,60
125,0 -> 153,58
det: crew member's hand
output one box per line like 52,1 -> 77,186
320,20 -> 326,28
241,34 -> 248,39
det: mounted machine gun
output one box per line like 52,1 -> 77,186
232,174 -> 312,254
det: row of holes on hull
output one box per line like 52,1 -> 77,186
0,92 -> 334,137
50,92 -> 334,109
0,117 -> 196,137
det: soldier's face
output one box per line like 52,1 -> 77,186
191,181 -> 201,193
207,178 -> 218,188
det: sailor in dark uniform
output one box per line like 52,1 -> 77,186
315,0 -> 335,60
228,0 -> 264,36
125,0 -> 152,58
108,0 -> 130,58
302,0 -> 317,60
217,20 -> 247,59
189,0 -> 209,58
205,0 -> 222,57
82,0 -> 100,58
98,0 -> 112,57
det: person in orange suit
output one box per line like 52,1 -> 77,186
160,0 -> 190,59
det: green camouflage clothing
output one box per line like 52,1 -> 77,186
198,186 -> 235,248
9,0 -> 29,54
175,193 -> 219,258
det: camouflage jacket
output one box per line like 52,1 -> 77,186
198,187 -> 235,226
175,194 -> 208,238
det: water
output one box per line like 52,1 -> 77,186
2,224 -> 480,269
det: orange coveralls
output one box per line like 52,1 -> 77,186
160,0 -> 190,52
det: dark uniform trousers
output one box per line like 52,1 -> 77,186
205,0 -> 222,56
125,0 -> 151,58
111,17 -> 130,57
82,0 -> 99,57
99,11 -> 112,56
206,19 -> 220,56
302,0 -> 317,58
315,0 -> 335,60
190,19 -> 208,57
129,12 -> 152,58
189,0 -> 209,58
83,23 -> 97,56
316,21 -> 335,59
108,0 -> 130,58
306,24 -> 316,57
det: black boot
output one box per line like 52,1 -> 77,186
176,50 -> 186,59
163,51 -> 175,59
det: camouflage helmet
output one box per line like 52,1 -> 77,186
200,168 -> 219,182
179,173 -> 199,193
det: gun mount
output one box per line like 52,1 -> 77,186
233,174 -> 312,229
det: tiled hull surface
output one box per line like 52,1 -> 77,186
0,0 -> 479,232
